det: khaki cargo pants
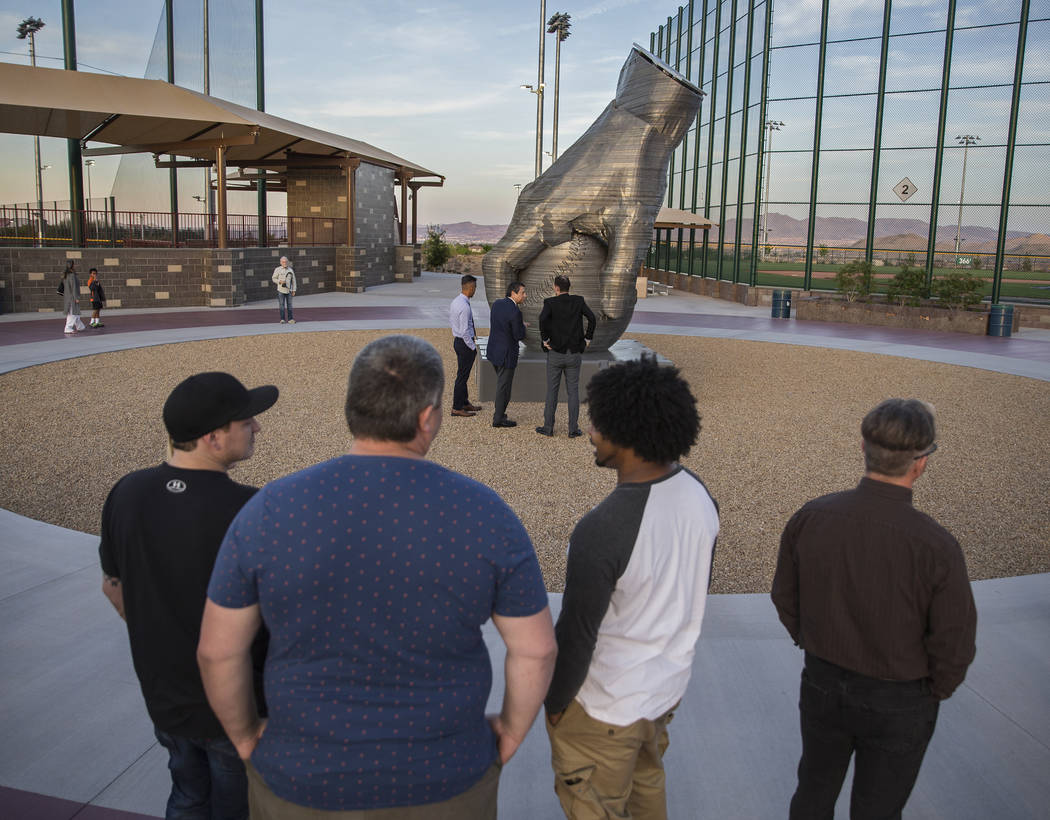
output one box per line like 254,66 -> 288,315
546,699 -> 677,820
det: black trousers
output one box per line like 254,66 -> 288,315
790,653 -> 939,820
492,364 -> 515,422
452,337 -> 476,410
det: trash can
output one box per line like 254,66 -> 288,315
772,289 -> 792,318
987,304 -> 1013,337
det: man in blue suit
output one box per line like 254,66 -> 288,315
486,281 -> 528,428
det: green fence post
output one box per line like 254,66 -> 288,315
925,0 -> 957,290
992,0 -> 1030,306
865,0 -> 893,265
803,0 -> 830,292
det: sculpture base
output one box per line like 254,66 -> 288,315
476,338 -> 670,403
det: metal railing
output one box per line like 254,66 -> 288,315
0,205 -> 348,248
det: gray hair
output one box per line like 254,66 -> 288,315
345,335 -> 444,442
862,398 -> 936,477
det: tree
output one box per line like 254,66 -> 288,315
886,265 -> 928,307
818,244 -> 829,264
933,270 -> 985,312
834,260 -> 874,303
421,225 -> 451,270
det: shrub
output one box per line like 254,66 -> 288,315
933,270 -> 985,311
886,265 -> 929,307
422,225 -> 451,270
835,260 -> 874,302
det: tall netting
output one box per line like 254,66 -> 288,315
111,0 -> 261,216
650,0 -> 1050,302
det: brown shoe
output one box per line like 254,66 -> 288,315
465,402 -> 482,412
451,408 -> 477,417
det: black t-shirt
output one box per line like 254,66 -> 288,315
99,463 -> 268,738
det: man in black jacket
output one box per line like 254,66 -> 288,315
486,281 -> 528,428
536,275 -> 596,438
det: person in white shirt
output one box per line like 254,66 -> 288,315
449,274 -> 481,417
544,356 -> 719,819
271,256 -> 297,324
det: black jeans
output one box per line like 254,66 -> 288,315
452,337 -> 476,410
790,654 -> 939,820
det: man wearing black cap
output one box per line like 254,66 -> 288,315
99,372 -> 278,820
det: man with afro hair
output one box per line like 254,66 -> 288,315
544,355 -> 719,819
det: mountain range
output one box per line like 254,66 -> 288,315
435,214 -> 1044,252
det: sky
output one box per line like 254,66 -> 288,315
0,0 -> 665,226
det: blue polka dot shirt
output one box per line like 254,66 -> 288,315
208,455 -> 548,810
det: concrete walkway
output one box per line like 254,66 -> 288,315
1,273 -> 1047,818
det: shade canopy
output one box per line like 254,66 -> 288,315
653,207 -> 716,230
0,63 -> 442,181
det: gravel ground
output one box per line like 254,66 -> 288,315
2,328 -> 1047,593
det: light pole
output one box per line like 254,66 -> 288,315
202,0 -> 213,225
84,158 -> 95,240
546,12 -> 571,163
954,134 -> 980,260
534,0 -> 546,179
521,81 -> 545,177
761,120 -> 785,261
17,16 -> 46,246
84,159 -> 95,205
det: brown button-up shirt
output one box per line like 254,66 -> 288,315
771,477 -> 977,699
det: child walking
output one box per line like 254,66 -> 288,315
87,268 -> 106,328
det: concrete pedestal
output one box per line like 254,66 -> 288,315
476,338 -> 669,403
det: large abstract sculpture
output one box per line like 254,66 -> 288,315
483,45 -> 703,352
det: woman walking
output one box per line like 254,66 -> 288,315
60,262 -> 86,334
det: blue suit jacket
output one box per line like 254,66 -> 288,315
486,297 -> 527,368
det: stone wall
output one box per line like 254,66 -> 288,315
283,160 -> 398,289
0,247 -> 341,313
355,163 -> 398,288
0,247 -> 212,313
240,247 -> 338,305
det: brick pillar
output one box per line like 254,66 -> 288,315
335,246 -> 365,293
204,249 -> 246,307
394,244 -> 415,283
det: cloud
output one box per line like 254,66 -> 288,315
575,0 -> 646,22
297,86 -> 510,119
828,54 -> 879,72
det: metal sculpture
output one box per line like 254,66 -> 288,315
483,45 -> 703,352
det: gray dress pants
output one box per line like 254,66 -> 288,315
543,351 -> 582,433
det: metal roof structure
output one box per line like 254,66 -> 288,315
654,207 -> 716,230
0,63 -> 442,180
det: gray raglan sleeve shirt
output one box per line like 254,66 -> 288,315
544,484 -> 650,715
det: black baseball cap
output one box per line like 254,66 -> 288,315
163,372 -> 278,443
